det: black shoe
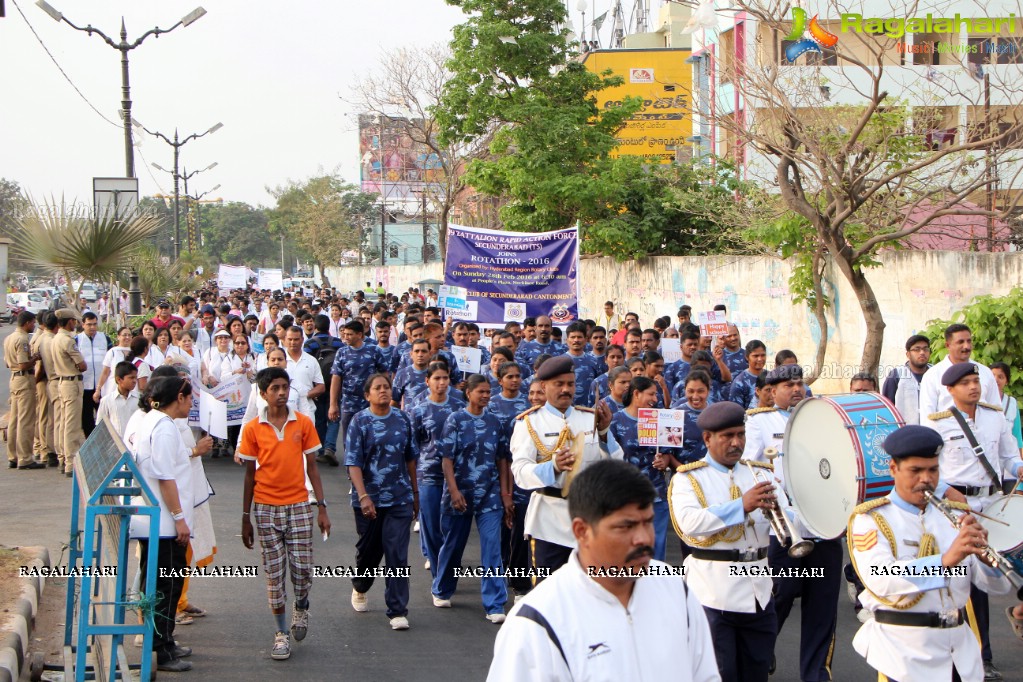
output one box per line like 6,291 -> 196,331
984,662 -> 1003,681
769,654 -> 776,676
157,658 -> 193,672
8,461 -> 16,469
319,449 -> 339,467
171,645 -> 192,658
19,461 -> 46,470
65,470 -> 74,478
47,454 -> 59,467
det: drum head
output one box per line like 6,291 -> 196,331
784,398 -> 861,539
984,495 -> 1023,555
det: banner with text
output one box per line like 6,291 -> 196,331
257,268 -> 284,292
444,223 -> 579,324
218,264 -> 249,290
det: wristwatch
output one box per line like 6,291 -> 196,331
316,500 -> 327,508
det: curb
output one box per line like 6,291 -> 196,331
0,546 -> 49,682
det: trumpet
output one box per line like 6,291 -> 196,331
923,490 -> 1023,600
746,450 -> 814,558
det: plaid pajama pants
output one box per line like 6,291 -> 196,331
254,501 -> 315,611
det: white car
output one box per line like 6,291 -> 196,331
8,292 -> 48,315
80,283 -> 99,302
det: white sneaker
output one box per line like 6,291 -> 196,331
390,616 -> 410,630
846,581 -> 858,605
856,609 -> 873,624
133,634 -> 143,647
513,593 -> 525,604
351,589 -> 368,613
432,595 -> 452,608
424,559 -> 431,570
486,613 -> 506,624
413,520 -> 420,532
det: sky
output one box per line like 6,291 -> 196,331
1,0 -> 669,209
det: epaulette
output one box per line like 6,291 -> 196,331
746,407 -> 777,416
576,406 -> 595,413
928,410 -> 952,421
852,498 -> 890,515
979,402 -> 1002,411
743,459 -> 774,471
676,461 -> 707,474
946,500 -> 971,511
515,405 -> 543,420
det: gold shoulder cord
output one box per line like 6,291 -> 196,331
525,416 -> 572,464
668,473 -> 744,546
846,511 -> 935,610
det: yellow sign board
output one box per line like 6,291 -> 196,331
583,48 -> 693,162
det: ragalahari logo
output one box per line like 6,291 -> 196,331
785,7 -> 839,62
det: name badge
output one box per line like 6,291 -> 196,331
545,433 -> 559,438
950,435 -> 965,441
772,433 -> 784,439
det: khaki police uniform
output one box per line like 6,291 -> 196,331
4,326 -> 37,466
50,310 -> 86,475
30,328 -> 55,462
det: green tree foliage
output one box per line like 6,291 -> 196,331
197,202 -> 278,267
0,178 -> 29,240
267,175 -> 377,285
435,0 -> 642,233
921,287 -> 1023,397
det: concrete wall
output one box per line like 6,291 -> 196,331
327,250 -> 1023,392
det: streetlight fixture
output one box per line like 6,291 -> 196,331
152,162 -> 217,254
184,183 -> 221,250
35,1 -> 207,178
577,0 -> 588,45
135,119 -> 222,259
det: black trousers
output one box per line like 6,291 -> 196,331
703,600 -> 777,682
769,537 -> 842,682
971,583 -> 992,662
138,538 -> 188,663
352,504 -> 412,618
81,389 -> 96,437
529,537 -> 572,585
506,497 -> 531,594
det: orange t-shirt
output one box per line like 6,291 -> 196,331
238,410 -> 321,505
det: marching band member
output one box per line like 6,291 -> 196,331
849,425 -> 1012,682
670,401 -> 781,682
510,356 -> 621,577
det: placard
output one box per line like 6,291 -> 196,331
697,310 -> 729,337
660,337 -> 682,364
657,409 -> 686,447
504,302 -> 526,323
447,300 -> 479,321
637,408 -> 659,446
452,346 -> 483,374
217,264 -> 248,290
257,268 -> 284,292
199,390 -> 228,439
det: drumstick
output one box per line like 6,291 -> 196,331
996,470 -> 1022,514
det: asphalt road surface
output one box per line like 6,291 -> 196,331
1,324 -> 1022,680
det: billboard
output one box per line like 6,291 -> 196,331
358,114 -> 445,205
582,48 -> 693,162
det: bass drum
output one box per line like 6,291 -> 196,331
783,393 -> 904,539
983,494 -> 1023,576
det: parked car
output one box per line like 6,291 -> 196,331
79,283 -> 99,302
8,292 -> 48,315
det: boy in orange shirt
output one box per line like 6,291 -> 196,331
240,366 -> 331,661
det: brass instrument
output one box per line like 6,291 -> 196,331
923,490 -> 1023,600
746,449 -> 814,558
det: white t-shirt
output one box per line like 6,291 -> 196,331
129,411 -> 193,539
286,352 -> 323,418
101,346 -> 130,396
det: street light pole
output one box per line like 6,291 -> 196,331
152,161 -> 217,255
36,1 -> 207,178
135,121 -> 223,258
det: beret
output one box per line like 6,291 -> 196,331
55,307 -> 82,322
156,299 -> 170,307
696,401 -> 746,432
883,425 -> 943,459
200,304 -> 216,315
941,362 -> 978,386
535,356 -> 575,381
766,364 -> 803,386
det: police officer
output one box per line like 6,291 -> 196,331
923,362 -> 1022,680
743,365 -> 841,681
50,308 -> 87,477
5,311 -> 41,469
509,356 -> 620,575
30,312 -> 58,467
669,401 -> 780,682
849,425 -> 1012,682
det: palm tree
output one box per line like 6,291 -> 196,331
12,197 -> 163,309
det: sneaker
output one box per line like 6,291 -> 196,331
389,616 -> 410,630
181,604 -> 206,617
984,662 -> 1003,681
133,634 -> 143,647
855,609 -> 873,624
424,559 -> 431,570
351,589 -> 368,613
291,607 -> 309,641
413,520 -> 420,532
514,593 -> 526,604
271,631 -> 291,660
486,613 -> 506,624
432,595 -> 451,608
175,613 -> 194,625
157,658 -> 193,672
845,580 -> 858,605
171,645 -> 192,658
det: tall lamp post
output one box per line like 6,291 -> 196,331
152,162 -> 217,254
35,1 -> 207,178
183,184 -> 221,251
134,121 -> 222,259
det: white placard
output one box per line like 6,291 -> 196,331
439,284 -> 468,310
447,300 -> 479,321
657,409 -> 686,447
200,390 -> 228,439
218,264 -> 248,290
697,310 -> 729,336
257,268 -> 284,291
660,337 -> 682,364
504,302 -> 526,323
452,346 -> 482,374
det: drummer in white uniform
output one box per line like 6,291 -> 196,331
849,425 -> 1012,682
510,356 -> 621,577
923,361 -> 1022,680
